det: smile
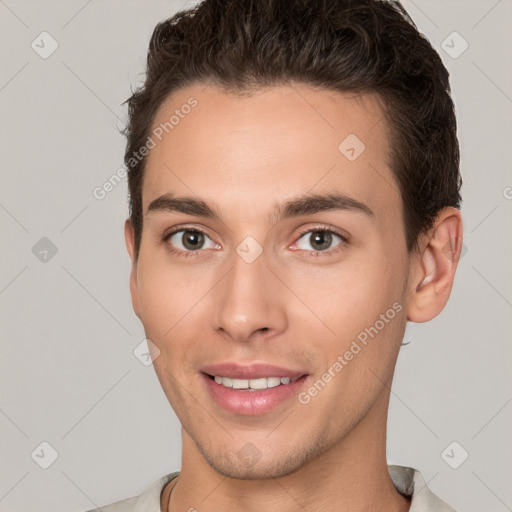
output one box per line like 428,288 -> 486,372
209,375 -> 302,391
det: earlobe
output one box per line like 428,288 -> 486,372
124,219 -> 141,320
406,207 -> 463,323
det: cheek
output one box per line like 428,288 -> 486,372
136,259 -> 189,340
292,254 -> 405,340
289,251 -> 408,404
135,254 -> 218,355
299,287 -> 406,423
136,263 -> 198,400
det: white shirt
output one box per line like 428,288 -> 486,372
86,465 -> 458,511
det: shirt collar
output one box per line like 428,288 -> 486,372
133,465 -> 456,512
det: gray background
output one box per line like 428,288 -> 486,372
1,1 -> 511,511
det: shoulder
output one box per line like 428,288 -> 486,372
84,495 -> 138,512
388,465 -> 459,512
82,471 -> 180,512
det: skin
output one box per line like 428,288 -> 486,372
124,83 -> 463,512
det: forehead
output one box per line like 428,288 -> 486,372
141,83 -> 400,224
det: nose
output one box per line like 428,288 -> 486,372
211,247 -> 288,343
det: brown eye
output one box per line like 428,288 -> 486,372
292,226 -> 349,257
181,231 -> 205,250
294,229 -> 345,253
166,229 -> 218,253
308,231 -> 333,251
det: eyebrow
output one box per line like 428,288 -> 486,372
146,192 -> 374,224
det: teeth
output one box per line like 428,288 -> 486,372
233,378 -> 249,389
267,377 -> 282,388
247,377 -> 267,390
212,375 -> 295,390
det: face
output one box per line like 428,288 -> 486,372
125,84 -> 413,479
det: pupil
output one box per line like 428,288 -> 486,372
311,231 -> 331,251
183,231 -> 203,250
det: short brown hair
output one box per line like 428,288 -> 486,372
123,0 -> 462,262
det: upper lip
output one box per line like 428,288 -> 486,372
201,362 -> 307,380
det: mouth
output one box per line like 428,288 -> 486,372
204,373 -> 304,391
200,363 -> 310,415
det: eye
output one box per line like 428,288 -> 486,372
164,229 -> 219,254
163,226 -> 347,258
292,228 -> 347,254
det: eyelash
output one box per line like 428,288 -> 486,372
163,224 -> 349,259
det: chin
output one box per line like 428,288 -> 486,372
198,439 -> 322,480
207,458 -> 302,480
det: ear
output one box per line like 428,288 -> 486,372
124,218 -> 141,319
406,207 -> 463,322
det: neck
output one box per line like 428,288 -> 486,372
165,386 -> 410,512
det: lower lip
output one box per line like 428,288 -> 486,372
202,373 -> 309,415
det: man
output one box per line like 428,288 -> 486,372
89,0 -> 463,510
